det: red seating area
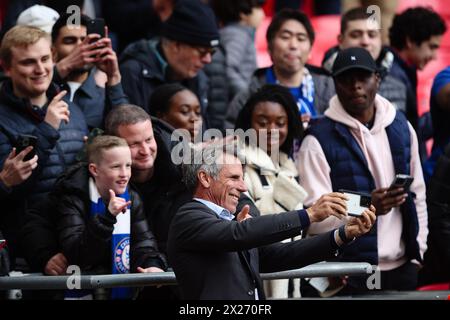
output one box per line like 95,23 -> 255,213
308,15 -> 340,66
417,282 -> 450,291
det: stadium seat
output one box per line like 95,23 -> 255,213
308,15 -> 340,67
398,0 -> 444,13
417,282 -> 450,291
255,16 -> 272,68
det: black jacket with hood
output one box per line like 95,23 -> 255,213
53,163 -> 167,273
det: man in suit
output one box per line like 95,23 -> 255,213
167,145 -> 376,300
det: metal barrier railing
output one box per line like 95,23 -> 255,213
0,262 -> 372,290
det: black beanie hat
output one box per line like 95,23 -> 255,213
161,0 -> 220,48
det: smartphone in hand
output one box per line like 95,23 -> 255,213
339,189 -> 371,217
86,18 -> 105,39
13,134 -> 37,161
390,174 -> 414,191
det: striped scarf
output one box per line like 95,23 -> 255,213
89,178 -> 132,299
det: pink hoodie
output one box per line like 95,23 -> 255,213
296,94 -> 428,271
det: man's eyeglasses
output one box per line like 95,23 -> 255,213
191,46 -> 217,57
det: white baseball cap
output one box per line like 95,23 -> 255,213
16,5 -> 60,34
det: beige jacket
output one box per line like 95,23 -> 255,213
242,144 -> 308,215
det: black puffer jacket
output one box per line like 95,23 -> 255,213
0,80 -> 87,261
133,118 -> 192,256
420,144 -> 450,285
54,163 -> 167,273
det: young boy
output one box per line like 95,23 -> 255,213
53,135 -> 167,299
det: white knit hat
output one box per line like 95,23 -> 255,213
16,5 -> 60,34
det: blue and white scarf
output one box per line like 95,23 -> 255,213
89,177 -> 132,299
266,67 -> 316,117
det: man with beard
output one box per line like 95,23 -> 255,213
51,13 -> 128,130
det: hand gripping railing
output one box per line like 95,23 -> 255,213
0,262 -> 372,290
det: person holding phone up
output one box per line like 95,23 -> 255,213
297,48 -> 427,294
51,13 -> 128,130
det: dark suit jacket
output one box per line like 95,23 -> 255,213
167,200 -> 339,300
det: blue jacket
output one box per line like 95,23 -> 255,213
308,111 -> 421,265
52,68 -> 129,130
0,80 -> 88,259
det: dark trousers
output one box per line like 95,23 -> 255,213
339,261 -> 419,295
379,261 -> 419,290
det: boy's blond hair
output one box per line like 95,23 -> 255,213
87,135 -> 129,165
0,25 -> 50,68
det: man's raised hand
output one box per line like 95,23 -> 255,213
44,90 -> 69,129
306,192 -> 348,223
236,204 -> 252,222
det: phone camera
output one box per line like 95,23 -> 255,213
21,137 -> 29,146
360,196 -> 371,207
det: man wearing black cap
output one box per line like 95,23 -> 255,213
119,0 -> 219,126
297,47 -> 428,294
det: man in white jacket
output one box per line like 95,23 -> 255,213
297,47 -> 427,294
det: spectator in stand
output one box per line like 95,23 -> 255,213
322,7 -> 407,115
53,135 -> 167,299
204,0 -> 265,132
225,9 -> 335,129
0,25 -> 87,270
51,13 -> 128,130
424,66 -> 450,181
297,48 -> 427,294
234,84 -> 306,298
105,104 -> 189,299
341,0 -> 398,45
16,4 -> 59,34
388,7 -> 447,162
0,0 -> 84,41
149,83 -> 202,143
119,0 -> 219,127
103,0 -> 176,54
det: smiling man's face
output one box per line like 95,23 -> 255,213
208,154 -> 247,214
5,37 -> 53,101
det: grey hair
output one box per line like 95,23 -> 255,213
182,143 -> 243,191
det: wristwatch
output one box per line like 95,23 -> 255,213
338,225 -> 355,244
